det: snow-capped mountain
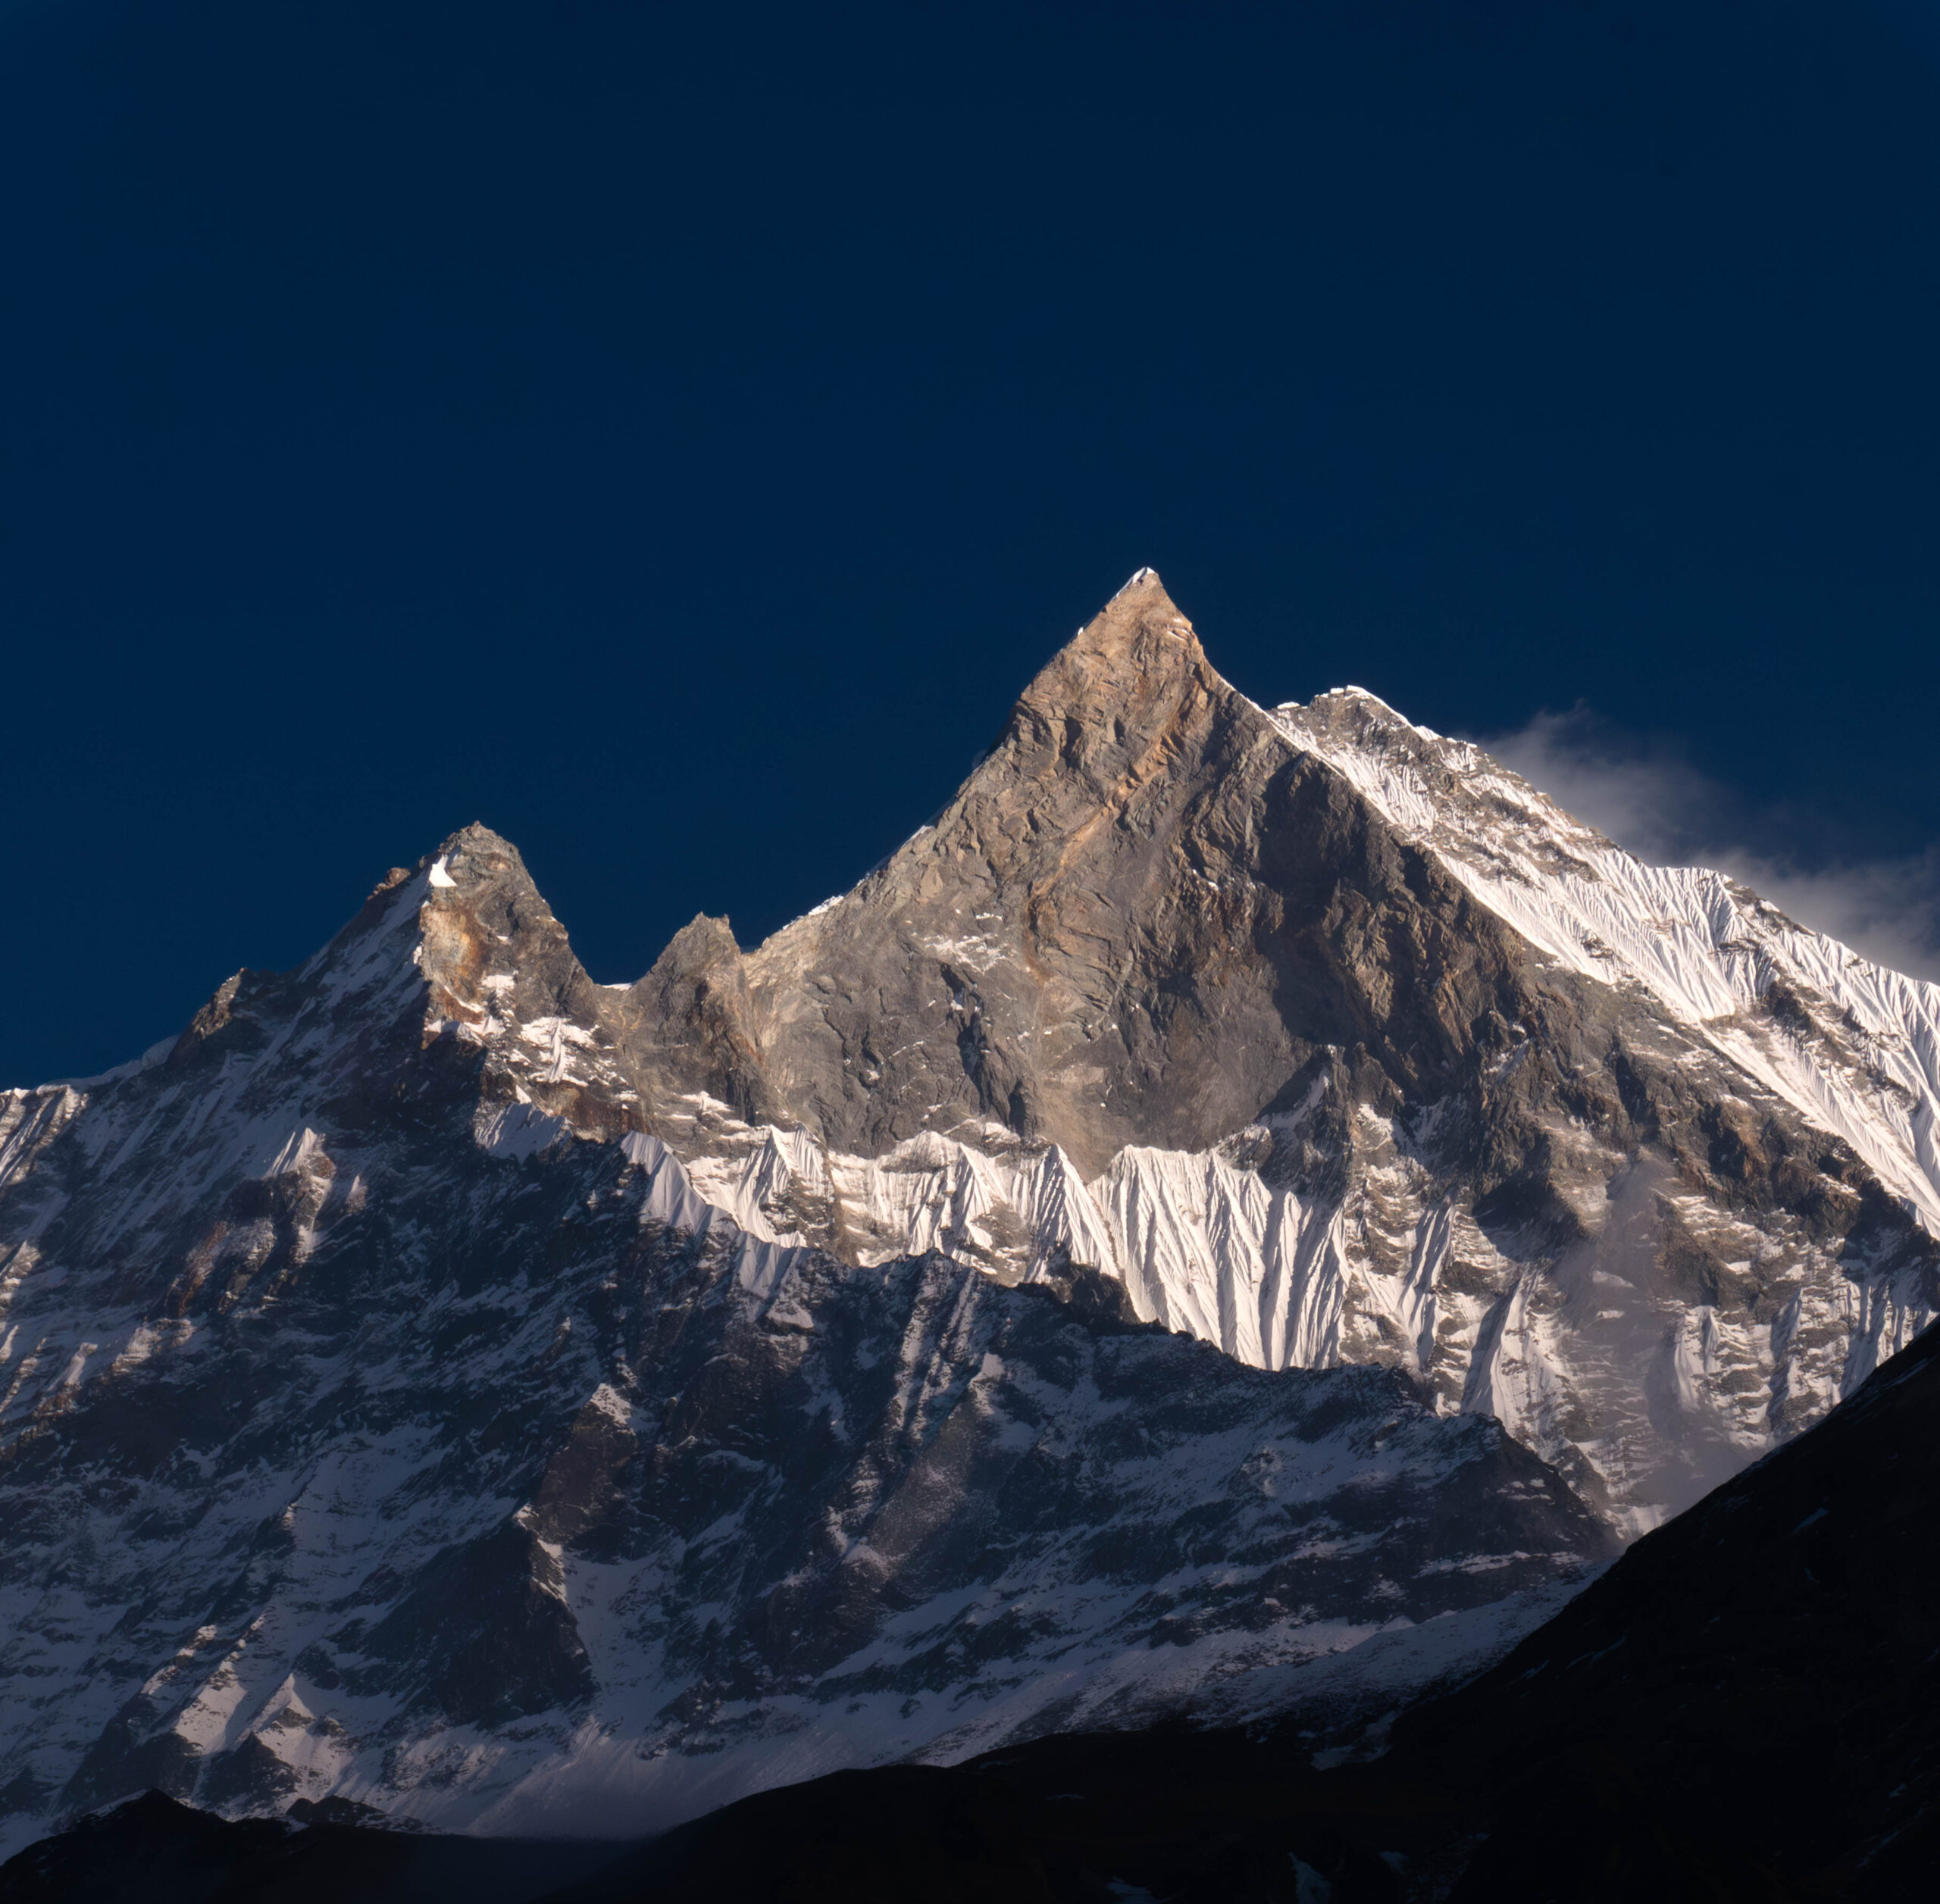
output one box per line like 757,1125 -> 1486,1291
0,812 -> 1607,1852
0,567 -> 1931,1848
626,569 -> 1938,1531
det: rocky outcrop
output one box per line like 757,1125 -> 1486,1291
615,914 -> 776,1127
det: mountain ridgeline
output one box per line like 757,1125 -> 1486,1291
0,570 -> 1934,1850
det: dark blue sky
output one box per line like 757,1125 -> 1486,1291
5,0 -> 1938,1086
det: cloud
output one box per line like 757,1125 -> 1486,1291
1478,706 -> 1940,984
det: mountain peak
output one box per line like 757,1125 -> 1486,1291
981,569 -> 1219,814
1053,565 -> 1197,670
1112,562 -> 1168,599
424,822 -> 527,887
619,914 -> 775,1126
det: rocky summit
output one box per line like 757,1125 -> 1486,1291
0,570 -> 1934,1852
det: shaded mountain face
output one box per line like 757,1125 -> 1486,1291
573,1258 -> 1940,1904
0,569 -> 1932,1851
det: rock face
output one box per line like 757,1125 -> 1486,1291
0,567 -> 1932,1849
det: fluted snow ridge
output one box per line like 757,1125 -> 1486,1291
665,1092 -> 1932,1533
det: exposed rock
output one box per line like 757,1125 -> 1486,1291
615,914 -> 777,1127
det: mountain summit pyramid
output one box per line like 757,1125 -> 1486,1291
0,571 -> 1934,1846
634,564 -> 1559,1174
615,569 -> 1938,1526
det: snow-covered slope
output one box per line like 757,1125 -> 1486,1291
1270,686 -> 1940,1236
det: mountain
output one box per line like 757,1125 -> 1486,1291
0,808 -> 1606,1852
0,568 -> 1932,1852
626,567 -> 1940,1531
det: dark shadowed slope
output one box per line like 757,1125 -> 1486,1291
0,1790 -> 625,1903
508,1307 -> 1940,1901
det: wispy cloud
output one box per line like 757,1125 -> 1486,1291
1478,707 -> 1940,984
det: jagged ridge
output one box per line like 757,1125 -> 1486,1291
0,821 -> 1610,1851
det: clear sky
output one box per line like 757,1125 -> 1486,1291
4,0 -> 1938,1086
